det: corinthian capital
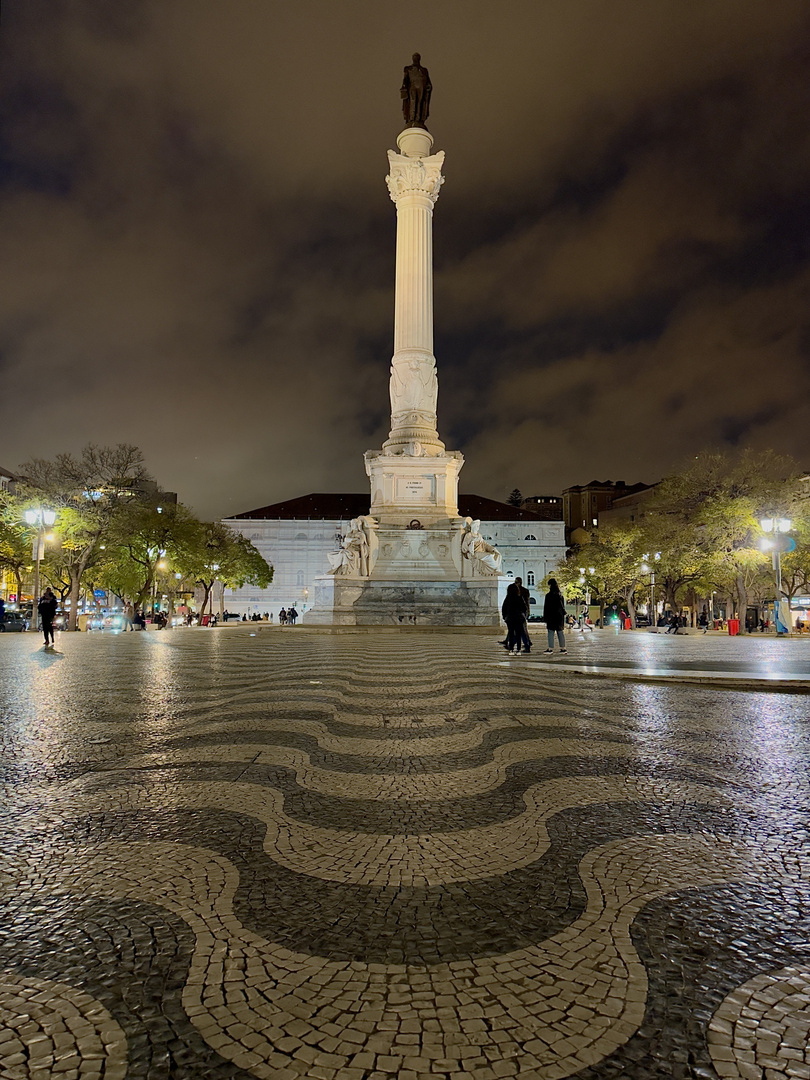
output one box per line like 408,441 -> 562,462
386,150 -> 445,205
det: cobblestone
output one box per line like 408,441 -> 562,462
0,628 -> 808,1078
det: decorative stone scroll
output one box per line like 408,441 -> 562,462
386,151 -> 445,204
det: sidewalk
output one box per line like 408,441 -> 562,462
498,626 -> 810,690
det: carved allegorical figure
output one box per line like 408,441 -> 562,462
400,52 -> 432,127
327,517 -> 377,577
460,518 -> 502,576
390,352 -> 438,418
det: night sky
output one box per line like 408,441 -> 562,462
2,1 -> 809,518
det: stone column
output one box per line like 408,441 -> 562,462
383,128 -> 446,456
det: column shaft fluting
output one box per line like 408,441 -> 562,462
394,196 -> 434,356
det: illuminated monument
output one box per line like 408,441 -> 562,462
305,56 -> 503,626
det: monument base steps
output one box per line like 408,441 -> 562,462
303,575 -> 508,627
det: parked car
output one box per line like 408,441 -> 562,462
0,609 -> 28,632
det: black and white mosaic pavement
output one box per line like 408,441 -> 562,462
1,627 -> 809,1079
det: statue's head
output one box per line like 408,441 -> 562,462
412,53 -> 421,64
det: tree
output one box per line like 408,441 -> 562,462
554,522 -> 647,626
174,521 -> 272,620
651,449 -> 802,622
507,488 -> 523,507
92,500 -> 199,610
0,492 -> 32,604
635,495 -> 709,618
19,444 -> 152,629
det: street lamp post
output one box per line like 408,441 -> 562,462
155,558 -> 167,618
148,549 -> 167,618
578,566 -> 595,624
641,552 -> 661,627
209,563 -> 220,619
760,518 -> 792,633
24,508 -> 56,632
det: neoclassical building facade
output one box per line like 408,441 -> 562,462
222,493 -> 566,618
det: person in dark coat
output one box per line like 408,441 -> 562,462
501,582 -> 530,654
513,576 -> 533,652
543,578 -> 567,654
38,587 -> 57,646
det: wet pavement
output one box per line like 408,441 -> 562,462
0,627 -> 808,1079
500,627 -> 810,689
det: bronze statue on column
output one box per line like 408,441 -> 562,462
400,53 -> 431,128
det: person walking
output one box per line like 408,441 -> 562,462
513,577 -> 533,651
288,607 -> 298,626
501,582 -> 530,654
543,579 -> 567,654
38,587 -> 57,647
123,602 -> 134,631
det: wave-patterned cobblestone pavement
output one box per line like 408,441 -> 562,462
1,629 -> 808,1079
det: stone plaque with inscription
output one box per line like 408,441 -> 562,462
396,476 -> 434,501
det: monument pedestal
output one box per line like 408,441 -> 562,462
304,573 -> 505,627
364,448 -> 463,528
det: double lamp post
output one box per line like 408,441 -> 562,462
760,517 -> 792,633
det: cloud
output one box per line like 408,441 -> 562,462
1,1 -> 809,516
454,266 -> 810,500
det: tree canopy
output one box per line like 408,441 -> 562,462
7,443 -> 272,628
555,448 -> 809,627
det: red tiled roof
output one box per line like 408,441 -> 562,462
227,493 -> 554,523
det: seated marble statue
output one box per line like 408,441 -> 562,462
327,517 -> 372,577
460,518 -> 502,575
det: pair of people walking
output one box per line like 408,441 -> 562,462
501,577 -> 532,654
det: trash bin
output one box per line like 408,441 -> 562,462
201,614 -> 210,627
624,618 -> 632,630
728,618 -> 740,636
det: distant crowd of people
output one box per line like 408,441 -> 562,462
220,608 -> 299,625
